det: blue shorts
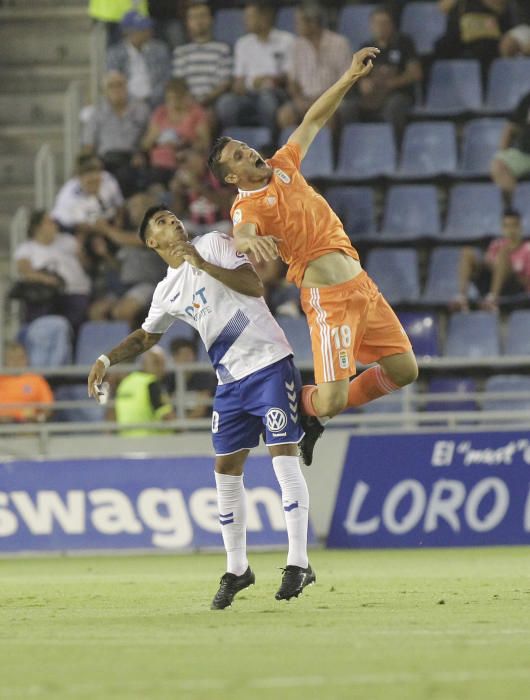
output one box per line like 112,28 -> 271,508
211,356 -> 303,455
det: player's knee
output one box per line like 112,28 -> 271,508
392,357 -> 419,387
317,391 -> 348,417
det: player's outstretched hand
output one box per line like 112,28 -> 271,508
88,359 -> 107,399
349,47 -> 380,80
170,241 -> 206,269
246,235 -> 280,263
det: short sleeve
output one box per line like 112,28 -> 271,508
142,291 -> 176,335
14,241 -> 32,261
207,232 -> 251,270
51,184 -> 76,228
270,142 -> 302,171
231,201 -> 262,234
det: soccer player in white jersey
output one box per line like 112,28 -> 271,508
87,206 -> 315,608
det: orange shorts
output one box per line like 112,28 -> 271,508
300,271 -> 412,384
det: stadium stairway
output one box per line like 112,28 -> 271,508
0,0 -> 90,258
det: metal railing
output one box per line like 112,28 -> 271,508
63,81 -> 81,180
89,20 -> 106,106
34,143 -> 56,210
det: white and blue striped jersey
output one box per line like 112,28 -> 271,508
142,231 -> 293,384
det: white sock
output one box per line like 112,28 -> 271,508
215,472 -> 248,576
272,456 -> 309,568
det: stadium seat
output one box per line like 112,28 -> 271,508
336,124 -> 396,179
380,185 -> 441,240
366,248 -> 420,304
75,321 -> 130,365
337,5 -> 375,50
213,8 -> 245,46
397,122 -> 457,178
425,377 -> 478,412
398,311 -> 439,357
458,118 -> 506,177
417,60 -> 482,116
484,58 -> 530,113
53,384 -> 106,423
157,320 -> 197,353
400,2 -> 446,55
362,384 -> 416,415
504,310 -> 530,356
276,6 -> 295,33
276,315 -> 313,362
325,186 -> 376,239
422,246 -> 477,305
23,315 -> 73,367
483,374 -> 530,412
221,126 -> 273,151
513,183 -> 530,237
443,184 -> 502,240
280,127 -> 334,179
445,311 -> 500,358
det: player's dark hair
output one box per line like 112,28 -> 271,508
138,205 -> 166,244
208,136 -> 232,183
27,210 -> 47,239
503,208 -> 521,220
76,153 -> 102,175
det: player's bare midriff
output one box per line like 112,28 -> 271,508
301,251 -> 363,288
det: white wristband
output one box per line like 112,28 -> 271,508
98,354 -> 110,369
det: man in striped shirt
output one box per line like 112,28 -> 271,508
172,1 -> 232,112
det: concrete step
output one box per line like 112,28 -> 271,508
0,151 -> 64,186
0,92 -> 65,127
0,185 -> 35,215
0,64 -> 90,94
0,16 -> 91,65
0,124 -> 64,155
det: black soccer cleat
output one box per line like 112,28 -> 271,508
299,415 -> 325,466
210,566 -> 255,610
275,564 -> 316,601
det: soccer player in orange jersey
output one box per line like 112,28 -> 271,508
208,47 -> 418,465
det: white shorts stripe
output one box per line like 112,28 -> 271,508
309,288 -> 328,382
310,288 -> 335,382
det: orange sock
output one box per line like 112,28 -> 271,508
347,366 -> 400,408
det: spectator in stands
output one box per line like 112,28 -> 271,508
89,0 -> 149,45
276,2 -> 352,131
13,210 -> 91,330
147,0 -> 186,49
165,338 -> 216,418
216,2 -> 294,127
172,1 -> 233,117
81,71 -> 151,197
490,90 -> 530,207
51,154 -> 124,234
347,6 -> 422,141
141,78 -> 210,186
434,0 -> 512,76
452,209 -> 530,311
251,257 -> 301,317
113,345 -> 175,435
0,342 -> 54,424
499,24 -> 530,56
106,10 -> 171,107
168,149 -> 233,235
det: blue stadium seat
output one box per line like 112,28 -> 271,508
504,310 -> 530,356
513,183 -> 530,237
398,311 -> 439,357
445,311 -> 500,358
362,384 -> 416,415
443,184 -> 502,240
280,127 -> 334,178
422,246 -> 469,305
325,186 -> 376,239
75,321 -> 130,365
400,2 -> 446,55
381,185 -> 441,240
483,375 -> 530,411
276,315 -> 313,362
221,126 -> 273,151
53,384 -> 106,423
425,377 -> 478,412
337,5 -> 374,50
213,8 -> 245,46
398,122 -> 457,177
458,118 -> 506,177
276,6 -> 295,33
418,60 -> 482,116
336,124 -> 396,179
366,248 -> 420,304
157,320 -> 197,353
485,58 -> 530,113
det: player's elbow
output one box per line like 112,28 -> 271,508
248,279 -> 265,297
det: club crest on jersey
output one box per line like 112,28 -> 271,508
233,208 -> 242,224
266,196 -> 276,206
274,168 -> 291,184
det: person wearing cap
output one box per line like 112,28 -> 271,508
106,10 -> 171,107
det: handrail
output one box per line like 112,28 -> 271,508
34,143 -> 56,210
89,20 -> 106,106
8,205 -> 29,279
63,81 -> 81,180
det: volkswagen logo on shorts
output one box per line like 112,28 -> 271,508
266,408 -> 287,432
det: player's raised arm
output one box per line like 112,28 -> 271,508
87,328 -> 162,399
233,222 -> 280,263
288,46 -> 380,159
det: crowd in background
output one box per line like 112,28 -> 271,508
3,0 -> 530,426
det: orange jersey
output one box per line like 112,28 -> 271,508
230,142 -> 359,287
0,374 -> 54,421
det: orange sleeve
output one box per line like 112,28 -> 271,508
231,200 -> 264,235
35,377 -> 54,405
270,142 -> 302,171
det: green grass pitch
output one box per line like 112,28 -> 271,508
1,547 -> 529,700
